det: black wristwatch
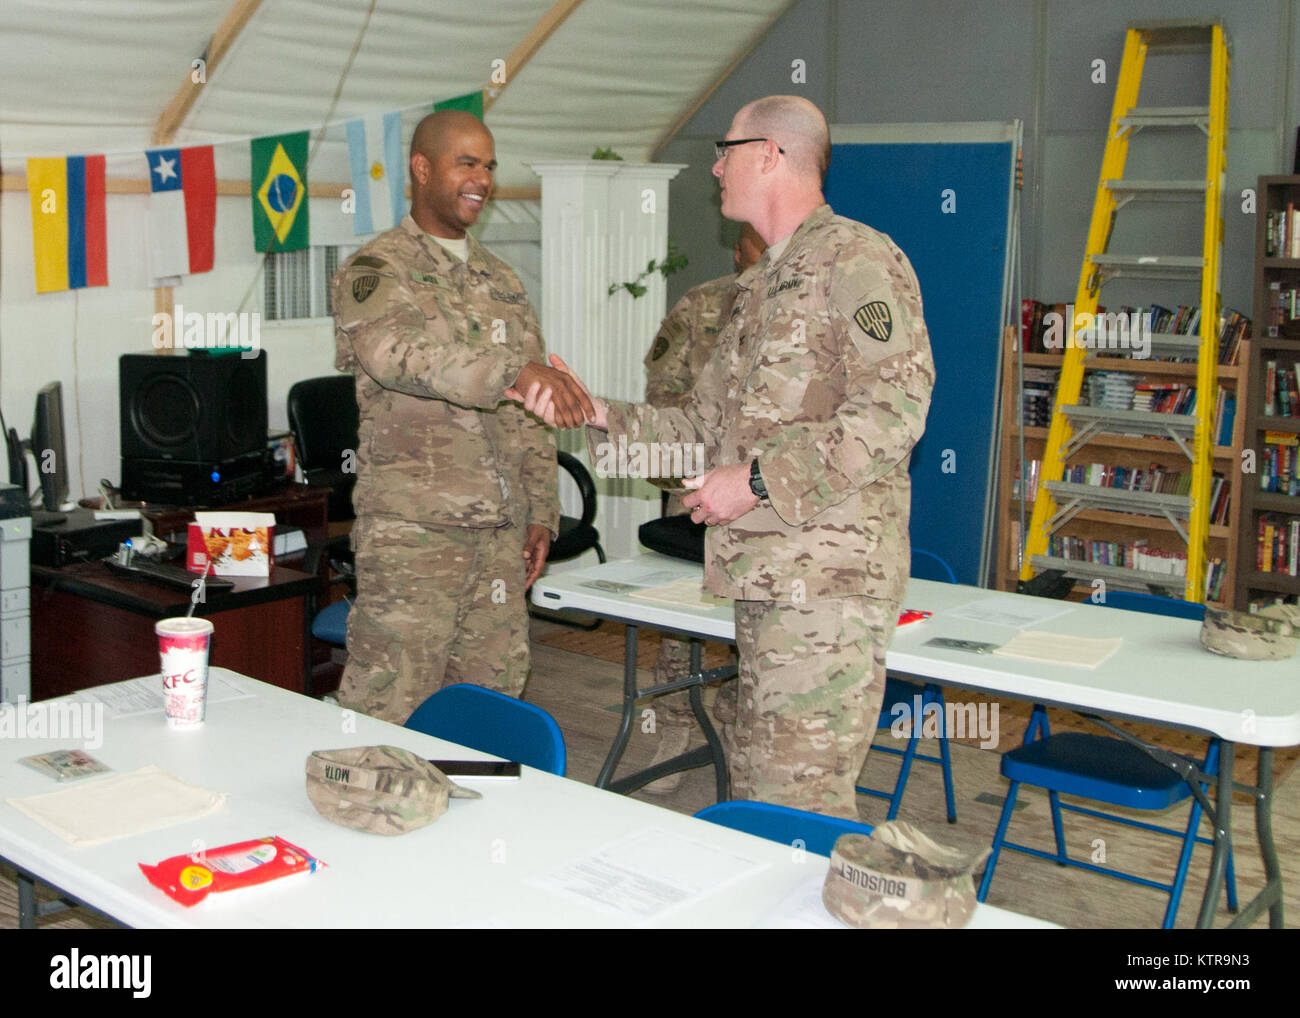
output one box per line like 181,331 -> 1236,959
748,458 -> 768,501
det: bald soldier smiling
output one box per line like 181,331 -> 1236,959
332,109 -> 592,724
516,96 -> 935,818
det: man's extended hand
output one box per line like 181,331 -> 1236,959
507,354 -> 607,430
522,523 -> 552,588
682,462 -> 759,526
505,360 -> 596,429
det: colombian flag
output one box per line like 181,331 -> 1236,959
27,155 -> 108,294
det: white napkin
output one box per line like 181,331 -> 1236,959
8,764 -> 225,847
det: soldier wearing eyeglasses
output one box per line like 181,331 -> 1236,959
517,96 -> 934,818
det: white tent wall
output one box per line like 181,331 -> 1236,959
0,171 -> 545,506
0,188 -> 351,502
0,0 -> 795,507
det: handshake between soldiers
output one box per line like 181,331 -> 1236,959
508,359 -> 597,429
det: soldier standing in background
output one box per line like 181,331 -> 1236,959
640,223 -> 765,794
517,95 -> 934,818
332,109 -> 591,724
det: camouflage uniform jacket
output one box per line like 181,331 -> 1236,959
333,215 -> 558,533
599,204 -> 934,604
644,274 -> 738,408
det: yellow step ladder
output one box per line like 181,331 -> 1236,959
1020,19 -> 1230,601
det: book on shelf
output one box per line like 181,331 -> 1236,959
1256,515 -> 1299,576
1267,281 -> 1299,337
1260,362 -> 1300,418
1265,205 -> 1300,259
1017,299 -> 1248,364
1261,431 -> 1300,496
1218,309 -> 1249,365
1022,457 -> 1231,523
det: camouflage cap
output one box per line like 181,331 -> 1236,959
305,745 -> 481,836
1200,605 -> 1299,662
822,821 -> 990,929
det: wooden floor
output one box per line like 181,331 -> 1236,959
4,617 -> 1296,929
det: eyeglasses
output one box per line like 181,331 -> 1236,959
714,138 -> 785,160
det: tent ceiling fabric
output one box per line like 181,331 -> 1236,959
1,0 -> 791,190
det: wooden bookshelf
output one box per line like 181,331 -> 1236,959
996,331 -> 1248,606
1232,175 -> 1300,608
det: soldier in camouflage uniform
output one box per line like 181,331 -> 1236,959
519,96 -> 934,818
332,110 -> 591,724
641,225 -> 765,794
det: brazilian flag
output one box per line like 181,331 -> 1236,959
251,131 -> 309,252
432,90 -> 484,120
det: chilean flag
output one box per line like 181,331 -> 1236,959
147,146 -> 216,279
27,155 -> 107,294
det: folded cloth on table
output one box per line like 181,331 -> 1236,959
8,764 -> 225,847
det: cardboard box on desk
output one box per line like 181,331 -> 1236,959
187,512 -> 276,576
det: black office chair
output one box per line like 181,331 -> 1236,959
638,512 -> 705,562
529,451 -> 605,630
289,375 -> 360,692
551,451 -> 605,565
286,374 -> 359,524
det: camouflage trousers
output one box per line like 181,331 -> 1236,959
338,515 -> 530,724
729,595 -> 896,820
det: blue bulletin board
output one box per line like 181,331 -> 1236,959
824,123 -> 1019,586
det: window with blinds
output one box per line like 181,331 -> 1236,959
263,246 -> 351,321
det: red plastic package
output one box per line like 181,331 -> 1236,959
139,836 -> 324,907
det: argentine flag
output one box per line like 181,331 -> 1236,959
346,112 -> 405,236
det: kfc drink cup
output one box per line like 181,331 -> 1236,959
156,617 -> 214,730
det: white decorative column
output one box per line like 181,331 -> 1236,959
527,161 -> 686,561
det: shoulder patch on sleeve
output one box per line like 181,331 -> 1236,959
830,251 -> 916,364
336,263 -> 404,329
650,335 -> 671,361
853,300 -> 893,342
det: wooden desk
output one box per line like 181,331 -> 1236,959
139,482 -> 330,562
30,561 -> 317,699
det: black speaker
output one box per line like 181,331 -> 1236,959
120,350 -> 267,463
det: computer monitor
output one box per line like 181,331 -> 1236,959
5,426 -> 25,492
30,381 -> 73,516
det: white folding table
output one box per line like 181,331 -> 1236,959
0,670 -> 1052,929
531,554 -> 1300,929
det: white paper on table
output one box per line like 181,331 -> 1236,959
79,672 -> 253,719
754,871 -> 847,928
574,562 -> 688,592
7,764 -> 225,847
526,827 -> 767,924
993,631 -> 1124,669
627,577 -> 729,609
943,596 -> 1075,630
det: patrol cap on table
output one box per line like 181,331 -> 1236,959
1200,604 -> 1299,662
822,821 -> 990,929
305,745 -> 480,836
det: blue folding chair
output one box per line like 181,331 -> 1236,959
404,683 -> 567,776
978,592 -> 1237,928
312,599 -> 351,645
695,801 -> 873,858
856,548 -> 958,822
